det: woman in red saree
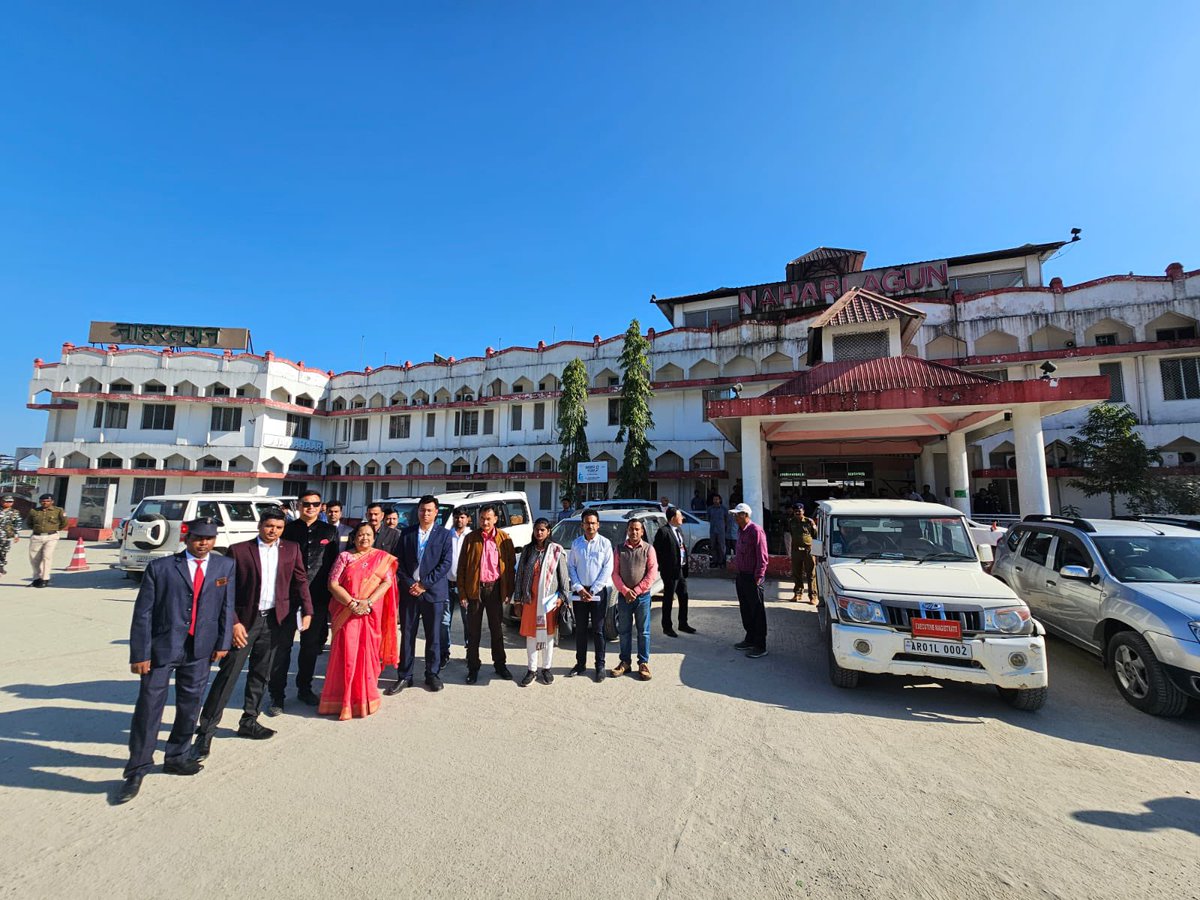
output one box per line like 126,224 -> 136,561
319,523 -> 399,720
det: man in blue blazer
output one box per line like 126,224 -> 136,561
387,495 -> 453,693
118,517 -> 235,803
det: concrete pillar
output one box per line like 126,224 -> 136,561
741,417 -> 764,520
919,443 -> 937,496
1012,405 -> 1051,516
946,431 -> 971,516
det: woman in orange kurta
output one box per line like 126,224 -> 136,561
319,523 -> 399,720
512,518 -> 571,687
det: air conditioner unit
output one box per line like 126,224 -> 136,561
1004,455 -> 1017,469
1161,451 -> 1180,467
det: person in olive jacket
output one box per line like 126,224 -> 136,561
456,504 -> 516,684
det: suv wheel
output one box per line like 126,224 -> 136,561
996,686 -> 1047,711
824,615 -> 859,689
1106,631 -> 1189,717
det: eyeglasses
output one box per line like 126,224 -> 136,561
300,501 -> 322,507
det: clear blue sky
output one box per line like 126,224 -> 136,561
3,1 -> 1197,451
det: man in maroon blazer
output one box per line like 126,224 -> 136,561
192,508 -> 311,758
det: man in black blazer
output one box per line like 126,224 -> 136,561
654,507 -> 696,637
193,509 -> 311,759
366,501 -> 401,556
388,495 -> 453,693
118,517 -> 235,803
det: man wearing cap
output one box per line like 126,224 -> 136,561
787,503 -> 818,604
26,493 -> 67,588
117,517 -> 236,803
0,495 -> 21,577
732,502 -> 770,658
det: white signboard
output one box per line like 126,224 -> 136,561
577,461 -> 609,484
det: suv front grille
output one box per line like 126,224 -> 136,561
883,604 -> 982,633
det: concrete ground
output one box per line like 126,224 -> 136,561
0,540 -> 1197,900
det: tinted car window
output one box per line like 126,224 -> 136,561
551,521 -> 582,547
196,501 -> 222,520
230,502 -> 260,522
1092,536 -> 1200,582
505,500 -> 528,526
134,499 -> 186,520
1005,528 -> 1024,552
1054,537 -> 1093,570
1019,531 -> 1054,566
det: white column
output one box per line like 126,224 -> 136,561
946,431 -> 971,516
1012,405 -> 1051,516
741,417 -> 764,520
919,443 -> 937,496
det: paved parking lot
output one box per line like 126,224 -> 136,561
0,542 -> 1197,899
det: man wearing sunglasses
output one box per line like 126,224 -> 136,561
271,490 -> 341,710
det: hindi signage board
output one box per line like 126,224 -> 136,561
738,260 -> 950,317
89,321 -> 251,350
577,461 -> 609,484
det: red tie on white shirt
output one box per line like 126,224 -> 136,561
190,560 -> 204,636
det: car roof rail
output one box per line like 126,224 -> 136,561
1114,514 -> 1200,531
1022,513 -> 1096,532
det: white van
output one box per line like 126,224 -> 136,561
118,493 -> 297,577
382,490 -> 533,552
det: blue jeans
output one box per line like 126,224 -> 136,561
616,591 -> 652,665
441,582 -> 468,663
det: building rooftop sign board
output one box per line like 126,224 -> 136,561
88,321 -> 251,350
738,259 -> 949,318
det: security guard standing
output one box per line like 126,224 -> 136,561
787,503 -> 818,604
0,495 -> 21,577
26,493 -> 67,588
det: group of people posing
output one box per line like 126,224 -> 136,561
118,490 -> 773,804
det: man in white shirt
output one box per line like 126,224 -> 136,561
441,508 -> 472,668
566,510 -> 614,682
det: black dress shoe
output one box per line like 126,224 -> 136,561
30,579 -> 43,588
566,664 -> 586,677
495,665 -> 513,681
116,774 -> 142,803
594,667 -> 606,683
537,668 -> 554,685
425,674 -> 444,692
163,757 -> 203,776
192,732 -> 213,761
384,678 -> 412,696
465,670 -> 479,685
734,639 -> 754,650
297,690 -> 320,706
266,702 -> 284,717
679,624 -> 697,634
236,720 -> 276,740
663,627 -> 679,638
519,670 -> 537,687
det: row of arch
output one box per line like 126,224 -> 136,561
322,449 -> 722,478
48,451 -> 288,472
926,311 -> 1196,360
985,437 -> 1200,469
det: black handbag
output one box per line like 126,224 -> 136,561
556,599 -> 576,637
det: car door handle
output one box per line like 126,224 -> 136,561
1046,580 -> 1056,586
1014,566 -> 1023,572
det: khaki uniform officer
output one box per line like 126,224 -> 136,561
26,493 -> 67,588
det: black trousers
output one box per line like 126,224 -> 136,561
574,588 -> 609,669
267,595 -> 330,700
125,644 -> 210,778
399,594 -> 445,680
466,582 -> 506,672
197,611 -> 278,734
661,573 -> 689,629
735,573 -> 768,649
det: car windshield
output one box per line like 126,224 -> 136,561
133,499 -> 186,520
1092,536 -> 1200,582
387,502 -> 419,529
827,515 -> 976,561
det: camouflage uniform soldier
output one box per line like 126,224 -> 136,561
0,495 -> 20,576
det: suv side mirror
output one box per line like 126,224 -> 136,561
811,539 -> 824,560
1059,564 -> 1091,580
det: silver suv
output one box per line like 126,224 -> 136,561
991,514 -> 1200,716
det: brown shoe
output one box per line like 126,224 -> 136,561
638,663 -> 652,681
610,661 -> 630,677
790,592 -> 801,603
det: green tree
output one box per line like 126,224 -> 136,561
1067,404 -> 1160,516
557,358 -> 591,505
615,319 -> 655,498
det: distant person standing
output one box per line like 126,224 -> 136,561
26,493 -> 66,588
557,498 -> 573,523
365,502 -> 401,556
388,495 -> 453,693
732,503 -> 769,659
921,484 -> 937,503
512,518 -> 570,686
706,494 -> 728,568
654,506 -> 694,636
566,510 -> 614,682
327,501 -> 353,552
690,490 -> 706,513
787,504 -> 818,604
456,505 -> 516,684
610,519 -> 658,682
442,507 -> 472,667
0,494 -> 21,576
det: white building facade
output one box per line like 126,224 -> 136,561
26,240 -> 1200,525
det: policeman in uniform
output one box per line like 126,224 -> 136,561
787,503 -> 818,603
26,493 -> 67,587
0,494 -> 21,576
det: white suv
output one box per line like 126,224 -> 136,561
119,493 -> 297,577
814,499 -> 1049,710
383,490 -> 533,551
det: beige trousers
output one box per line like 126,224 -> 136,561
29,534 -> 59,581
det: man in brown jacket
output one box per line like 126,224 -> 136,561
456,505 -> 516,684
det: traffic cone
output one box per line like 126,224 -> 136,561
66,538 -> 90,572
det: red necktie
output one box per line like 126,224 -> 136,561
190,560 -> 204,636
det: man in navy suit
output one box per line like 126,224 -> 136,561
387,495 -> 453,693
118,517 -> 235,804
192,508 -> 311,759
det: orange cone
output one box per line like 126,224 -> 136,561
66,537 -> 90,572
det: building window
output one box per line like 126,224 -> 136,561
211,407 -> 243,432
426,412 -> 436,437
1157,325 -> 1197,342
132,477 -> 166,503
949,270 -> 1025,293
445,481 -> 478,492
511,458 -> 527,472
832,330 -> 889,362
389,415 -> 411,439
539,482 -> 553,509
1094,333 -> 1119,347
683,306 -> 738,328
294,395 -> 313,407
451,460 -> 471,474
511,405 -> 523,430
607,398 -> 622,426
210,385 -> 231,397
133,457 -> 156,469
109,382 -> 133,393
97,455 -> 122,469
454,410 -> 479,436
537,457 -> 554,472
351,418 -> 369,441
701,388 -> 735,422
1099,362 -> 1125,402
282,479 -> 308,496
977,369 -> 1009,382
1160,357 -> 1200,401
483,409 -> 494,435
203,458 -> 221,468
142,383 -> 167,394
513,479 -> 525,493
533,402 -> 545,430
141,404 -> 176,430
351,399 -> 366,409
93,401 -> 129,429
201,479 -> 235,493
286,414 -> 311,439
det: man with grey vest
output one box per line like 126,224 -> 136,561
610,519 -> 659,681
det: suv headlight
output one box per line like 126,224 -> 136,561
1189,621 -> 1200,643
836,596 -> 887,625
985,606 -> 1032,634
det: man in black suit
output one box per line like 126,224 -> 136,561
365,501 -> 401,556
118,517 -> 236,803
654,506 -> 696,637
193,509 -> 311,759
